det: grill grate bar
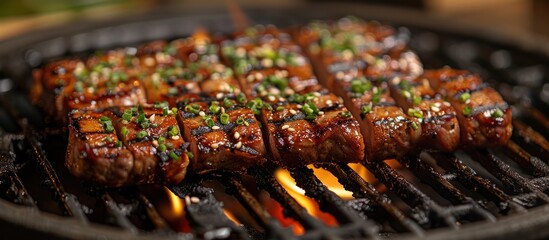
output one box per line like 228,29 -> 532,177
504,141 -> 549,176
0,97 -> 87,218
325,163 -> 425,236
249,167 -> 327,231
290,166 -> 380,239
137,193 -> 170,231
169,178 -> 251,240
525,107 -> 549,132
0,135 -> 36,207
400,156 -> 497,222
430,152 -> 527,213
469,150 -> 549,203
101,193 -> 139,233
513,120 -> 549,160
222,174 -> 297,240
362,160 -> 459,228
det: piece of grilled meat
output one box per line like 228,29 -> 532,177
177,99 -> 267,174
388,76 -> 460,152
222,26 -> 365,166
296,17 -> 423,90
336,74 -> 421,162
422,68 -> 512,147
66,106 -> 190,187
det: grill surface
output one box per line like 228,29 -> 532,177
0,3 -> 549,240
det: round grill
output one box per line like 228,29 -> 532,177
0,3 -> 548,239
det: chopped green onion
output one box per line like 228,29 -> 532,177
339,111 -> 352,118
407,108 -> 423,118
158,136 -> 166,144
264,103 -> 273,111
115,141 -> 122,148
99,116 -> 110,122
411,122 -> 419,130
184,104 -> 200,114
399,80 -> 412,91
220,113 -> 230,125
121,127 -> 129,136
168,126 -> 179,137
74,81 -> 84,93
236,117 -> 249,126
137,131 -> 148,139
171,107 -> 178,115
372,90 -> 382,105
361,104 -> 372,114
154,102 -> 169,109
98,116 -> 114,133
459,92 -> 471,103
223,98 -> 233,108
105,136 -> 113,142
209,102 -> 220,114
492,108 -> 504,118
187,152 -> 194,159
204,117 -> 215,128
463,105 -> 473,116
169,151 -> 180,161
236,93 -> 246,104
122,110 -> 133,121
157,144 -> 167,152
351,78 -> 372,94
412,95 -> 422,105
276,106 -> 285,112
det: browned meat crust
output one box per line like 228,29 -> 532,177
422,68 -> 512,147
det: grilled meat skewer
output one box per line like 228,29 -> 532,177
422,68 -> 512,147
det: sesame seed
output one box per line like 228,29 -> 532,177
152,73 -> 161,82
186,83 -> 194,90
281,125 -> 289,130
296,104 -> 303,109
268,88 -> 281,95
261,58 -> 273,68
268,95 -> 276,102
190,197 -> 200,203
199,111 -> 206,116
318,111 -> 325,115
430,106 -> 440,112
392,77 -> 401,85
247,75 -> 255,82
212,126 -> 220,130
313,92 -> 321,97
234,132 -> 240,139
184,196 -> 191,205
284,88 -> 295,95
152,140 -> 159,147
279,97 -> 286,102
254,72 -> 264,80
211,143 -> 219,149
149,114 -> 156,122
221,107 -> 226,113
144,57 -> 155,67
326,100 -> 333,106
171,135 -> 180,140
216,93 -> 224,99
235,141 -> 242,149
289,109 -> 297,115
288,127 -> 296,132
433,102 -> 442,107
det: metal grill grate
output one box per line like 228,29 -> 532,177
0,5 -> 548,240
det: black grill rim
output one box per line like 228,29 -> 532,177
0,3 -> 548,240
